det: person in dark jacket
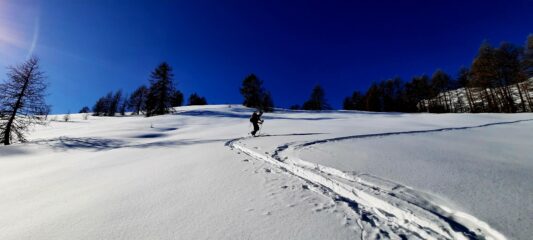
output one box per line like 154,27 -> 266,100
250,110 -> 264,136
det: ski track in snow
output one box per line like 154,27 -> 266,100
224,119 -> 533,240
296,118 -> 533,149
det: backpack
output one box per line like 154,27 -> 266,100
250,113 -> 257,123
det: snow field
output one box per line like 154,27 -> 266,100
1,105 -> 532,239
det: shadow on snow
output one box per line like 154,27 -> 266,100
26,137 -> 230,153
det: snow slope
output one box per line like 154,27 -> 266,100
1,105 -> 532,239
296,121 -> 533,240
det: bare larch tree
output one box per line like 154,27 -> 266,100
0,57 -> 50,145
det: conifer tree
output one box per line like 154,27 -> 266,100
108,90 -> 122,116
239,74 -> 274,111
129,85 -> 148,115
521,35 -> 533,110
457,67 -> 475,112
79,106 -> 90,113
343,91 -> 364,110
524,34 -> 533,78
0,57 -> 50,145
471,42 -> 500,112
92,97 -> 106,116
119,93 -> 128,116
495,43 -> 523,112
364,83 -> 382,112
188,93 -> 208,105
404,75 -> 431,112
145,62 -> 175,117
380,78 -> 404,112
170,89 -> 184,107
302,85 -> 330,110
240,74 -> 264,109
430,70 -> 452,112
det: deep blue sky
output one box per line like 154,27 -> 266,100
1,0 -> 532,113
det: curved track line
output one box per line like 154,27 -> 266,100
225,119 -> 529,239
278,146 -> 506,240
297,118 -> 533,148
228,139 -> 471,239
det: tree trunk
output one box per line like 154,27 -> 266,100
523,82 -> 533,112
455,90 -> 463,112
3,79 -> 30,145
483,89 -> 493,112
489,88 -> 502,112
449,92 -> 454,112
516,83 -> 526,112
465,88 -> 474,112
503,85 -> 516,113
480,89 -> 490,112
496,88 -> 507,112
442,92 -> 449,112
2,64 -> 34,145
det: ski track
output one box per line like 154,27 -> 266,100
224,119 -> 532,240
297,118 -> 533,149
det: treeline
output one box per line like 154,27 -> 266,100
343,34 -> 533,113
90,70 -> 278,117
87,34 -> 533,115
89,62 -> 207,117
92,90 -> 129,116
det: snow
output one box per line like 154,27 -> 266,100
1,105 -> 532,239
296,121 -> 533,240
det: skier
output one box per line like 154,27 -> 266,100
249,110 -> 264,137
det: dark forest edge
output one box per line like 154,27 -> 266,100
343,35 -> 533,113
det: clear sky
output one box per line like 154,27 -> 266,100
1,0 -> 532,113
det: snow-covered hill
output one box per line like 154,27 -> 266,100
1,105 -> 532,239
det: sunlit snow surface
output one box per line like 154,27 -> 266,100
1,105 -> 532,239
